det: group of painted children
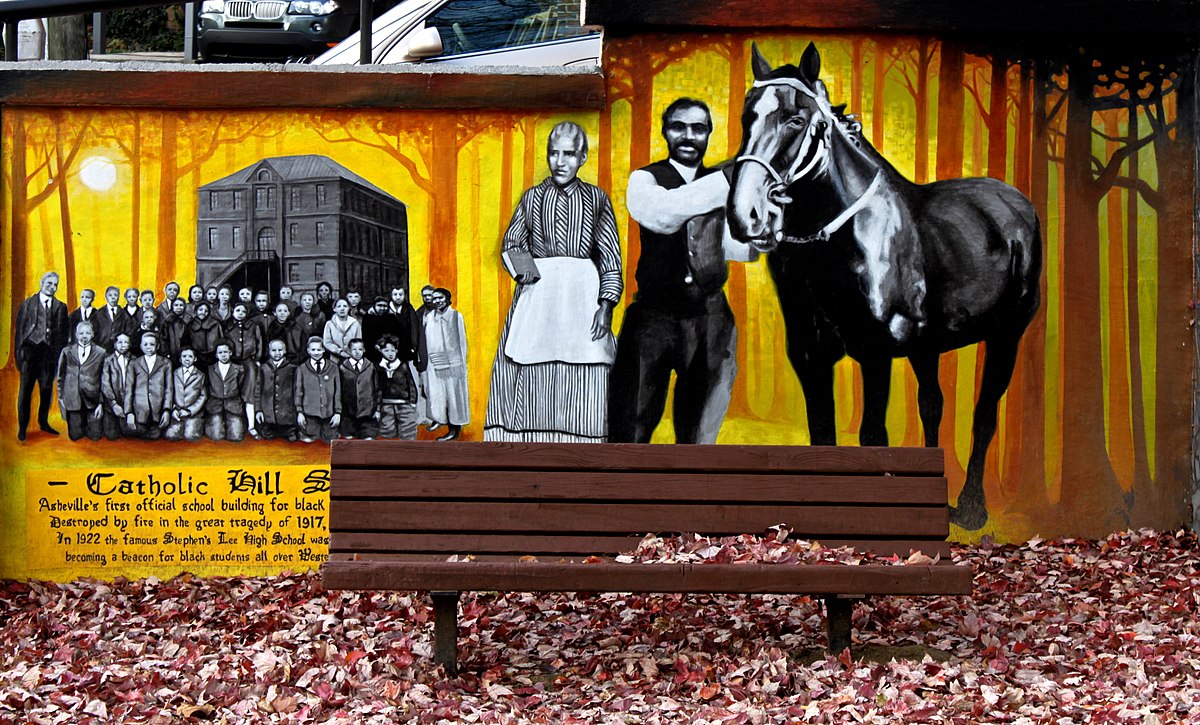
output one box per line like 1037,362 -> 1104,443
57,279 -> 430,444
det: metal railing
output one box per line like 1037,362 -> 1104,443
205,247 -> 280,289
0,0 -> 372,62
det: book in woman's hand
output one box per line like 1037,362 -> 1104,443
502,248 -> 541,282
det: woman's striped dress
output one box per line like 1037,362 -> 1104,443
484,177 -> 622,443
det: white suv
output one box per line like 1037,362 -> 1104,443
311,0 -> 600,66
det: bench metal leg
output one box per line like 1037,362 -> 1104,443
431,591 -> 461,674
824,596 -> 853,655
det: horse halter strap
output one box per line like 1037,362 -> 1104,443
782,171 -> 884,245
735,78 -> 829,189
737,76 -> 883,245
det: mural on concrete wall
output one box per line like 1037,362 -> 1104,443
1,32 -> 1195,581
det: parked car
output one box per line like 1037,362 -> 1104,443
198,0 -> 398,62
310,0 -> 601,66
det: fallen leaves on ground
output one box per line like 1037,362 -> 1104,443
615,528 -> 939,566
2,529 -> 1198,723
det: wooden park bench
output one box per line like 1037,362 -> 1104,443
321,441 -> 973,672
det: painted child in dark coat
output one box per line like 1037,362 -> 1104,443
124,332 -> 173,439
375,334 -> 419,440
100,332 -> 134,440
294,336 -> 341,443
57,320 -> 105,441
256,339 -> 299,441
339,338 -> 381,439
165,347 -> 207,442
204,340 -> 252,442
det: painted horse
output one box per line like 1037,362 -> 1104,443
727,43 -> 1042,530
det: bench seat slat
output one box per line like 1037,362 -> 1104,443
328,532 -> 955,559
330,501 -> 949,538
330,471 -> 950,505
321,560 -> 974,596
330,441 -> 943,475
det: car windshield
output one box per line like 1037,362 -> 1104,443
312,0 -> 597,65
427,0 -> 591,56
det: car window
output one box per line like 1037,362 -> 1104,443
425,0 -> 594,57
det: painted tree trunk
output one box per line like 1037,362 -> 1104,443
54,113 -> 77,305
497,124 -> 514,317
1103,113 -> 1134,490
1012,60 -> 1052,506
913,38 -> 931,185
130,118 -> 142,282
1059,71 -> 1125,534
934,42 -> 966,481
987,58 -> 1009,181
428,126 -> 459,292
1123,109 -> 1153,502
8,113 -> 29,363
935,42 -> 966,181
156,114 -> 178,286
1149,62 -> 1196,527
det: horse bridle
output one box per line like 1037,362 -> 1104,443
735,77 -> 883,245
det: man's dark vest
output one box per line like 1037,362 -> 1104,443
633,160 -> 728,312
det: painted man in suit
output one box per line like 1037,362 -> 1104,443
265,302 -> 304,365
15,271 -> 70,441
56,320 -> 106,441
67,289 -> 97,345
124,332 -> 173,439
156,281 -> 182,320
416,285 -> 436,319
131,307 -> 160,357
95,286 -> 126,351
608,98 -> 756,444
138,289 -> 157,314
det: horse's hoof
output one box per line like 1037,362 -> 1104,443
949,504 -> 988,531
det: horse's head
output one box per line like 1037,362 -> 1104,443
729,42 -> 835,253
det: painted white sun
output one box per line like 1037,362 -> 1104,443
79,155 -> 117,191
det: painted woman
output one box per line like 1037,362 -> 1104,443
483,121 -> 622,443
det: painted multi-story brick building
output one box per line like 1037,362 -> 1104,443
196,154 -> 408,299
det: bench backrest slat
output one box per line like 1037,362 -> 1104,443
330,440 -> 943,474
329,471 -> 949,505
328,441 -> 952,561
331,501 -> 949,538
